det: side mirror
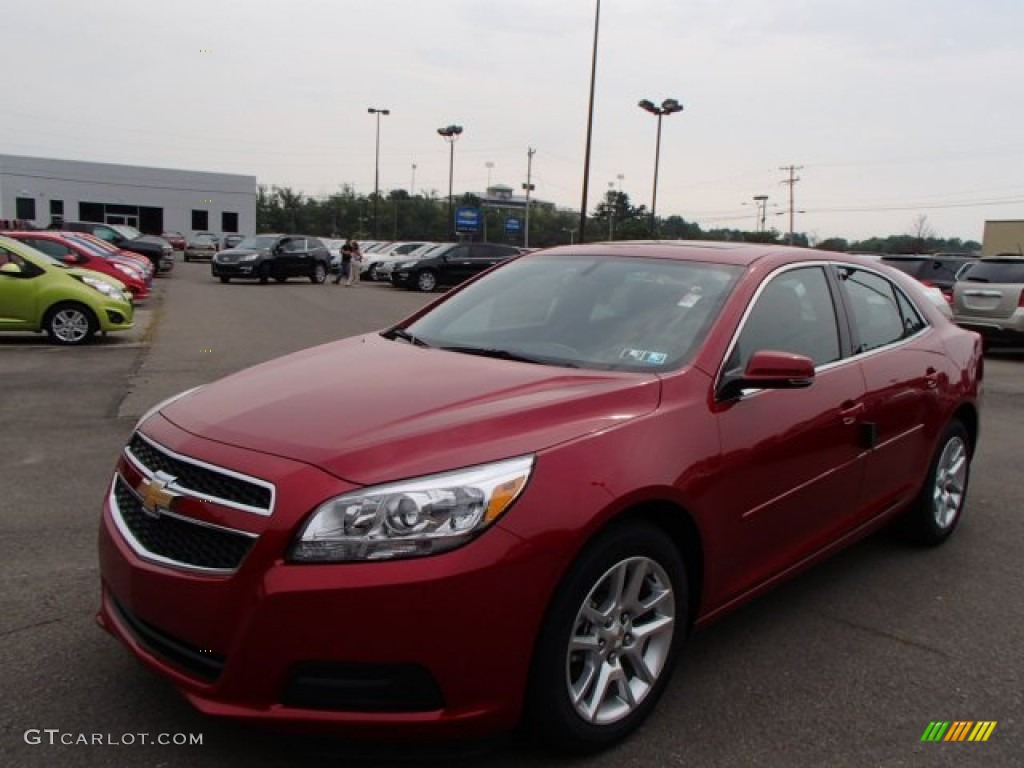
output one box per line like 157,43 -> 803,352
62,254 -> 78,264
717,350 -> 815,401
0,262 -> 23,275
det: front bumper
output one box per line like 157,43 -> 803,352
96,417 -> 550,739
96,299 -> 135,332
211,260 -> 260,277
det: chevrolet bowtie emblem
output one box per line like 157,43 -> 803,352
136,471 -> 178,518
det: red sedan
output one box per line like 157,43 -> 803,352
68,232 -> 155,279
97,242 -> 981,752
3,230 -> 152,300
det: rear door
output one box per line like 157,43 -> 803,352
837,265 -> 942,515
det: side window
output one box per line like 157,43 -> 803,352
733,266 -> 841,370
25,239 -> 70,259
840,268 -> 920,352
445,245 -> 470,260
895,288 -> 926,336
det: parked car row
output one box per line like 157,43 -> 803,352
162,231 -> 246,253
0,234 -> 135,345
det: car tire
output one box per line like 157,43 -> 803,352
258,264 -> 271,285
43,302 -> 98,346
310,262 -> 327,284
415,270 -> 438,292
183,254 -> 191,263
275,276 -> 288,283
896,420 -> 972,546
526,520 -> 687,754
219,276 -> 230,284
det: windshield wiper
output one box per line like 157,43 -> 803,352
382,329 -> 430,347
439,345 -> 578,368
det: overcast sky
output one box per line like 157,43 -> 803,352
5,0 -> 1024,242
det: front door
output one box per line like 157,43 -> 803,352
706,265 -> 867,604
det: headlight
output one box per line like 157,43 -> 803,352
79,275 -> 119,297
114,264 -> 141,279
291,456 -> 534,562
240,253 -> 260,262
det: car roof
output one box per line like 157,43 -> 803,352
533,240 -> 829,268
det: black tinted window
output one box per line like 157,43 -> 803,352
734,266 -> 841,368
840,268 -> 921,352
963,260 -> 1024,283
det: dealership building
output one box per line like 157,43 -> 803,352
0,154 -> 256,237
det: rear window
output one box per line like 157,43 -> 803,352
963,260 -> 1024,284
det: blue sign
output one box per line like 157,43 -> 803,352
505,217 -> 522,233
455,207 -> 482,232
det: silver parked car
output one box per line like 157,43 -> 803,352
952,256 -> 1024,348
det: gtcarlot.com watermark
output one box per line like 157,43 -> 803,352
24,729 -> 203,746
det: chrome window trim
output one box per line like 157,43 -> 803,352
125,431 -> 275,517
108,476 -> 255,576
715,260 -> 932,399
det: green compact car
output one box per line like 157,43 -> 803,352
0,234 -> 134,346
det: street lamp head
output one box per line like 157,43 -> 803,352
368,107 -> 390,115
437,124 -> 463,141
661,98 -> 683,114
638,99 -> 657,114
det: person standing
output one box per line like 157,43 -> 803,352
345,239 -> 363,286
334,238 -> 354,284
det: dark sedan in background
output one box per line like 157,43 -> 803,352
390,241 -> 523,291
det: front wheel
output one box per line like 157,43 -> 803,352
527,521 -> 687,754
258,263 -> 271,285
896,420 -> 972,546
44,302 -> 97,346
415,269 -> 438,292
219,276 -> 230,284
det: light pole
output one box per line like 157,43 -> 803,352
638,97 -> 683,237
579,0 -> 601,244
485,161 -> 494,192
367,107 -> 390,238
752,195 -> 768,232
411,163 -> 417,195
607,182 -> 615,240
437,124 -> 463,240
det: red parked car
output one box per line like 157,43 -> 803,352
3,230 -> 152,300
69,232 -> 155,279
161,231 -> 187,252
97,242 -> 982,752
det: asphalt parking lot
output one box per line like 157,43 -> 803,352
1,262 -> 1022,768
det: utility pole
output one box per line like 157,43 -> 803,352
752,195 -> 768,232
523,147 -> 536,248
779,165 -> 803,245
410,163 -> 417,195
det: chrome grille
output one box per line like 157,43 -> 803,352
112,475 -> 255,573
128,432 -> 273,513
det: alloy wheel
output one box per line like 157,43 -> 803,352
566,556 -> 676,725
932,435 -> 967,529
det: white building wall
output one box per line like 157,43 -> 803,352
0,154 -> 256,238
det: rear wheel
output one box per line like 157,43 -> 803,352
310,262 -> 327,284
897,420 -> 971,546
527,521 -> 686,754
44,302 -> 97,346
258,263 -> 271,284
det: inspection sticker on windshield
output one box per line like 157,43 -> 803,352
620,349 -> 668,365
678,292 -> 702,308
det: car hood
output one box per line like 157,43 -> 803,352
132,235 -> 170,248
159,334 -> 662,485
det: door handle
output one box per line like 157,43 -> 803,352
924,368 -> 939,389
839,400 -> 865,425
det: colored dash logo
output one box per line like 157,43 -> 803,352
921,721 -> 997,742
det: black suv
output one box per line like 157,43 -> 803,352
390,242 -> 523,292
210,234 -> 331,284
880,253 -> 976,299
62,221 -> 174,273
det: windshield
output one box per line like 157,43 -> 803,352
235,235 -> 279,250
402,253 -> 742,372
111,224 -> 143,239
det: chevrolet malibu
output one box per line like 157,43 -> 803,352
97,242 -> 982,752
